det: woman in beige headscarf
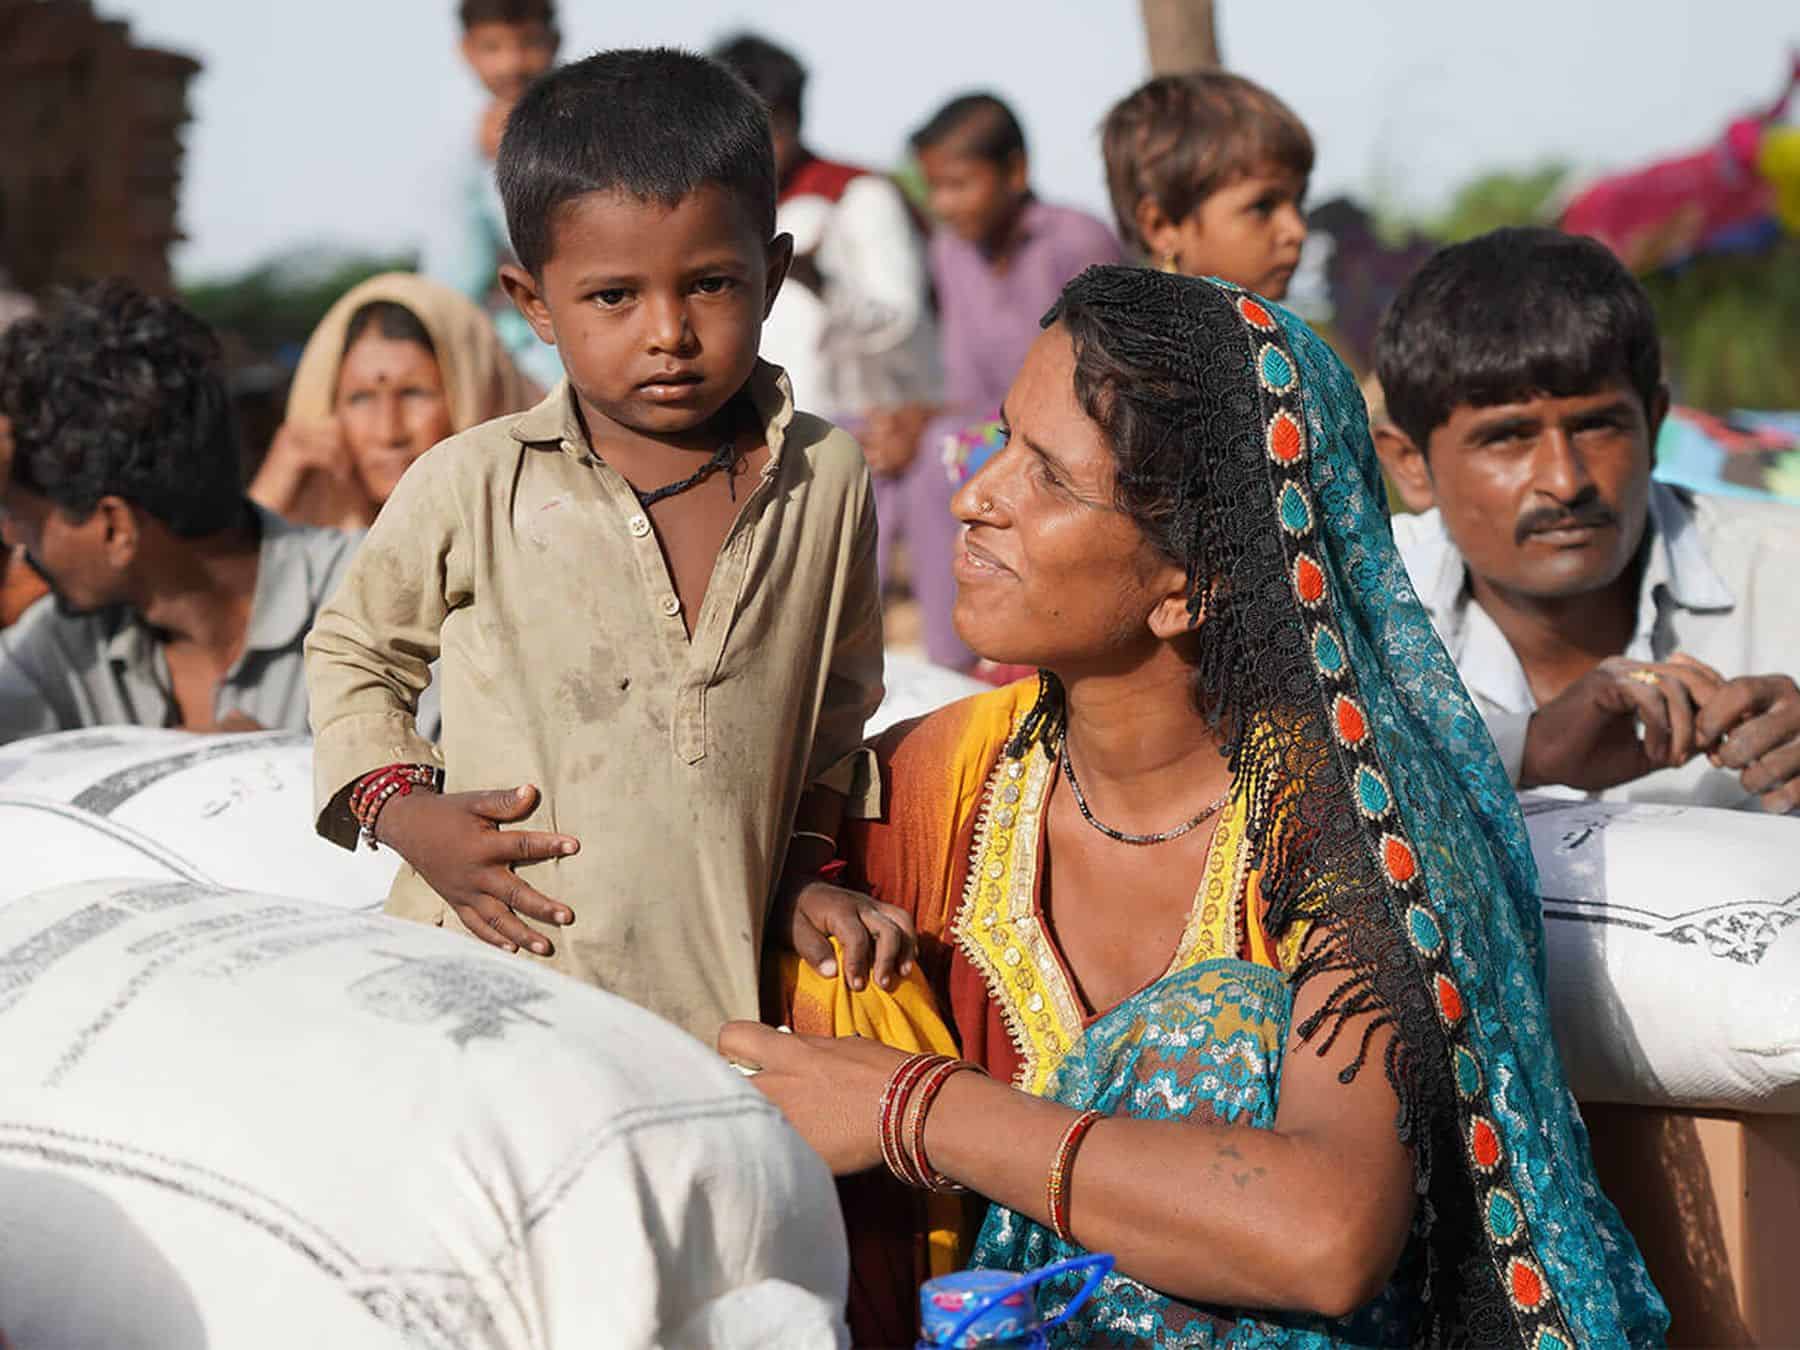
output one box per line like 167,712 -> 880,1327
252,273 -> 538,530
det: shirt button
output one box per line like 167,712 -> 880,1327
627,513 -> 652,538
659,595 -> 682,618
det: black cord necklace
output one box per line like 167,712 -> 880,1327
1059,741 -> 1229,846
631,437 -> 740,509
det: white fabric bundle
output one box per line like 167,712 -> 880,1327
0,880 -> 849,1349
868,653 -> 986,736
1528,796 -> 1800,1112
0,727 -> 399,908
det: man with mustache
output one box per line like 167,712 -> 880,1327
1374,227 -> 1800,812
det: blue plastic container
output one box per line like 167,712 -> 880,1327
916,1254 -> 1113,1348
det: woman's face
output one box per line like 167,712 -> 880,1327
950,325 -> 1188,671
334,332 -> 453,506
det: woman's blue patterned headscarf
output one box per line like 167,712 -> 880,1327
1025,267 -> 1666,1346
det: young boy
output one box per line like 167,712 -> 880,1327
425,0 -> 563,389
874,93 -> 1122,671
1100,71 -> 1312,298
307,49 -> 904,1044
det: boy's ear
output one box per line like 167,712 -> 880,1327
1003,150 -> 1029,197
498,264 -> 557,346
1134,196 -> 1180,266
761,232 -> 795,320
1372,423 -> 1436,514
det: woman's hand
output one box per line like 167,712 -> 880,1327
717,1022 -> 911,1174
251,418 -> 356,520
783,880 -> 916,991
376,784 -> 579,955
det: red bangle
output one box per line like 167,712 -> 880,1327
905,1057 -> 984,1193
1046,1109 -> 1104,1243
877,1053 -> 945,1187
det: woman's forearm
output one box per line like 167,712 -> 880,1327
922,1072 -> 1411,1317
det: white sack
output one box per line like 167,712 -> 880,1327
1527,796 -> 1800,1112
0,728 -> 399,908
0,880 -> 848,1350
869,653 -> 986,736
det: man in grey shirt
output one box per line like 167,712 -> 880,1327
0,281 -> 357,742
1373,228 -> 1800,813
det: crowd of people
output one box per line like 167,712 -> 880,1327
2,0 -> 1797,1344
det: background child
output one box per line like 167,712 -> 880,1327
424,0 -> 563,389
871,92 -> 1122,672
307,48 -> 905,1045
1101,71 -> 1312,299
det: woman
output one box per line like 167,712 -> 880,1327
723,268 -> 1665,1346
252,273 -> 536,530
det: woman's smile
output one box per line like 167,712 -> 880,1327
953,531 -> 1015,581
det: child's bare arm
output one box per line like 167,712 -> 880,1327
773,484 -> 914,989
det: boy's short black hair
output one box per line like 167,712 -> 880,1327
0,279 -> 245,536
711,32 -> 806,124
497,47 -> 777,277
459,0 -> 556,31
910,93 -> 1027,165
1375,227 -> 1663,452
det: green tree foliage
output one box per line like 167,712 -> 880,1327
182,248 -> 417,356
1429,164 -> 1569,242
1400,165 -> 1798,411
1641,240 -> 1800,409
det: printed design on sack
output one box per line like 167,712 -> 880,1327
350,952 -> 554,1045
70,732 -> 308,816
1528,801 -> 1800,966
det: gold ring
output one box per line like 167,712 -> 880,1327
1624,669 -> 1662,686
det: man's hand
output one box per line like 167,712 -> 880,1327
783,879 -> 916,993
1696,672 -> 1800,814
377,784 -> 579,955
1520,656 -> 1724,792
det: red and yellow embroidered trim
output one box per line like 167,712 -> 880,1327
952,736 -> 1254,1095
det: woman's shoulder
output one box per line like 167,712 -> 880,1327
873,679 -> 1035,774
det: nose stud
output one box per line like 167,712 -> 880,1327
977,499 -> 995,517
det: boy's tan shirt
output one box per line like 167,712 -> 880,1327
305,362 -> 883,1044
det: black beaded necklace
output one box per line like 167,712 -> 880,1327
630,437 -> 740,509
1058,741 -> 1230,846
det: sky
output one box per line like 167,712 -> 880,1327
109,0 -> 1798,283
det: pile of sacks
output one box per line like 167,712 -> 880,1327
3,655 -> 1797,1345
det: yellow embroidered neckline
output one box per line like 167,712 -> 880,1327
951,742 -> 1251,1094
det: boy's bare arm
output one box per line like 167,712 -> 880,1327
770,483 -> 915,990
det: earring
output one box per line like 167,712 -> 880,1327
1159,252 -> 1180,274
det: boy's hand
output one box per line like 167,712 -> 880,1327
377,784 -> 578,956
786,880 -> 915,993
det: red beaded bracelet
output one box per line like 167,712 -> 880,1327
1046,1109 -> 1105,1243
350,763 -> 443,850
904,1056 -> 984,1194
